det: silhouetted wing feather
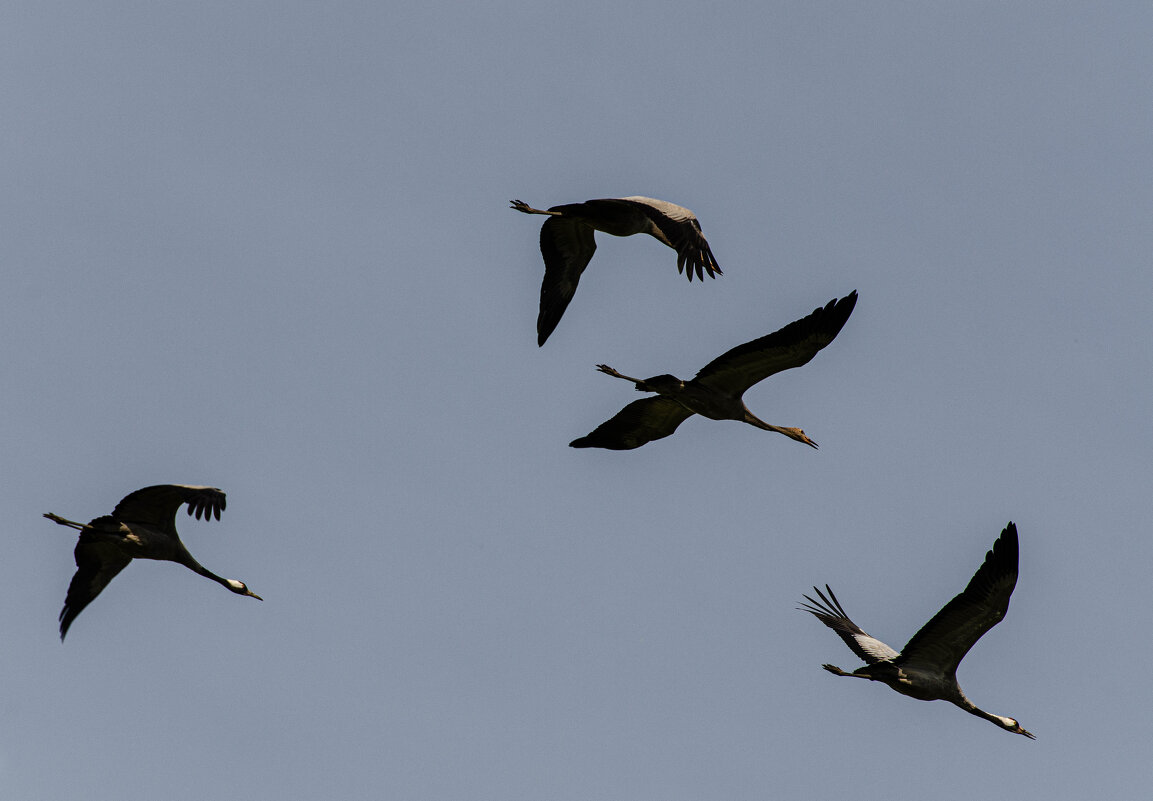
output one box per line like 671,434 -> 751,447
569,396 -> 694,450
623,197 -> 721,281
693,291 -> 857,395
112,485 -> 226,534
897,523 -> 1020,674
800,584 -> 900,664
536,217 -> 596,346
59,524 -> 132,640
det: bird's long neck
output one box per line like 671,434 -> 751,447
953,694 -> 1010,730
174,549 -> 232,590
172,543 -> 258,599
741,411 -> 819,449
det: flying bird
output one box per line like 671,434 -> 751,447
570,291 -> 856,450
44,484 -> 262,640
799,522 -> 1034,739
510,197 -> 721,346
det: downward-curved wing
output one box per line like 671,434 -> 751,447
523,196 -> 720,344
59,520 -> 132,640
897,523 -> 1020,674
536,217 -> 597,346
621,197 -> 721,281
112,485 -> 227,534
799,584 -> 900,664
569,396 -> 694,450
693,291 -> 857,396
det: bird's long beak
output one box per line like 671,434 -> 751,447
246,589 -> 264,601
777,426 -> 819,449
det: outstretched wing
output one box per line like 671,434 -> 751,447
622,197 -> 722,282
692,291 -> 857,396
569,396 -> 695,450
112,485 -> 226,534
800,584 -> 900,664
897,522 -> 1020,674
536,217 -> 596,346
59,521 -> 132,640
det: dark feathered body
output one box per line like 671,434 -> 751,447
570,291 -> 857,450
510,196 -> 720,345
46,484 -> 261,640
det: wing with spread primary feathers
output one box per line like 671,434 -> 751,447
800,584 -> 901,664
693,292 -> 857,396
112,485 -> 227,534
897,523 -> 1020,675
622,197 -> 721,281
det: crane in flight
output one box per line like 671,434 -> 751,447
510,196 -> 721,346
570,291 -> 856,450
45,484 -> 262,640
800,522 -> 1034,739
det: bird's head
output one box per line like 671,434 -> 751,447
996,716 -> 1035,739
226,579 -> 263,601
778,426 -> 819,449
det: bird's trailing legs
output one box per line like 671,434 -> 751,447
509,199 -> 558,216
822,664 -> 855,676
44,513 -> 87,531
595,364 -> 654,391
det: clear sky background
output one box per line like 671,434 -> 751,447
2,3 -> 1150,799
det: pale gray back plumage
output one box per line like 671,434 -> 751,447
798,585 -> 900,664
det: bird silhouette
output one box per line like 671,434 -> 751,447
800,522 -> 1034,738
511,196 -> 720,345
570,292 -> 856,450
45,484 -> 261,640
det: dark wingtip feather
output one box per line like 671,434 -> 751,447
1003,520 -> 1018,542
976,521 -> 1019,585
59,601 -> 80,641
982,521 -> 1019,586
536,301 -> 563,347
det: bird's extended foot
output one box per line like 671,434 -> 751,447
595,364 -> 649,390
821,664 -> 850,676
510,199 -> 550,215
44,512 -> 85,530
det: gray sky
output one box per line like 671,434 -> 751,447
2,3 -> 1150,799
